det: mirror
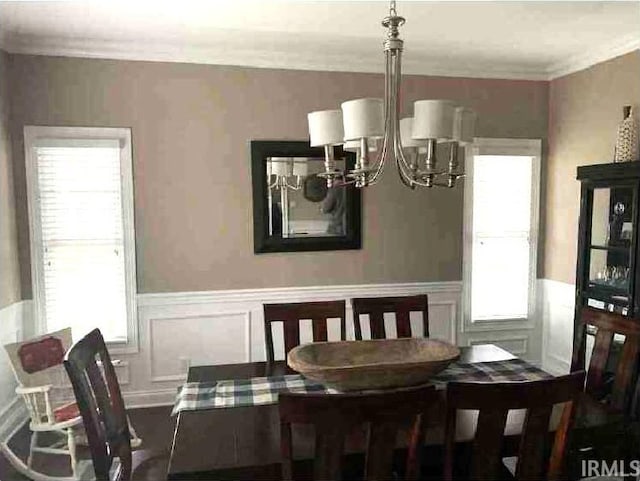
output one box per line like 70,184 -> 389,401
251,141 -> 361,253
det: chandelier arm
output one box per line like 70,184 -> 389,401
367,51 -> 395,185
333,178 -> 358,187
395,155 -> 415,188
390,49 -> 419,179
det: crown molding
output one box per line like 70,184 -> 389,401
2,33 -> 549,80
546,34 -> 640,80
3,32 -> 639,81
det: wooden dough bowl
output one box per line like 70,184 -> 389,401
287,338 -> 460,391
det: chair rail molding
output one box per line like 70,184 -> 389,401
137,281 -> 463,307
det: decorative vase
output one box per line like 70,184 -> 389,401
614,106 -> 639,162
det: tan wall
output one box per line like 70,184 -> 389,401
0,51 -> 21,308
9,55 -> 548,295
544,51 -> 640,284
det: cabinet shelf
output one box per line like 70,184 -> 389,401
590,244 -> 630,254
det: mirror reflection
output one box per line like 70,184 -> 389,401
266,157 -> 347,238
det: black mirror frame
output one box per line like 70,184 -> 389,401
251,140 -> 362,254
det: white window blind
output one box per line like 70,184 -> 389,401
33,139 -> 129,342
471,155 -> 535,321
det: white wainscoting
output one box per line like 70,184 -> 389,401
0,300 -> 31,441
3,280 -> 560,418
125,282 -> 462,406
539,279 -> 575,375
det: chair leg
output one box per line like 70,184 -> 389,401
66,428 -> 77,479
28,431 -> 38,467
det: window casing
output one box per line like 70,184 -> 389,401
463,138 -> 541,330
25,126 -> 138,353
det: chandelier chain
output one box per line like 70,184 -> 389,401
389,0 -> 397,17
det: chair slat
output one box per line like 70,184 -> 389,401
586,328 -> 614,397
312,317 -> 328,342
611,337 -> 640,410
283,319 -> 300,359
547,399 -> 578,481
470,408 -> 508,480
280,421 -> 293,481
365,422 -> 397,481
314,426 -> 345,481
515,405 -> 553,480
396,309 -> 412,338
369,309 -> 386,340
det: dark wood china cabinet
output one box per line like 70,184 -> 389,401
573,162 -> 640,370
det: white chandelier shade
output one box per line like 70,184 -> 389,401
308,110 -> 344,147
269,157 -> 293,177
341,98 -> 385,141
306,0 -> 477,189
292,158 -> 309,177
412,100 -> 456,141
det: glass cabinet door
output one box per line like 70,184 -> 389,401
586,185 -> 635,312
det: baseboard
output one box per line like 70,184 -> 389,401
0,397 -> 27,442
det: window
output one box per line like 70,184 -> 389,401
464,138 -> 541,325
25,127 -> 137,350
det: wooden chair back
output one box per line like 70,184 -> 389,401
352,295 -> 429,340
263,301 -> 346,365
444,371 -> 585,481
279,384 -> 437,481
64,329 -> 131,481
579,307 -> 640,411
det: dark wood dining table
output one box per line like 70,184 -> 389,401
167,344 -> 519,480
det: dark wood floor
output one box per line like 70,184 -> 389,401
0,406 -> 174,481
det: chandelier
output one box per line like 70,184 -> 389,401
306,0 -> 476,189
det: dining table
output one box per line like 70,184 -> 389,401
167,344 -> 548,480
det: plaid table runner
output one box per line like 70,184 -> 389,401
172,357 -> 550,415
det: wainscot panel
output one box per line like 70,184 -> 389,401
540,279 -> 575,375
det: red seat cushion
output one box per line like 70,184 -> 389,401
54,402 -> 80,423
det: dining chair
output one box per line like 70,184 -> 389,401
443,371 -> 585,481
64,329 -> 158,481
569,308 -> 640,473
279,384 -> 437,481
352,295 -> 429,340
263,300 -> 346,365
